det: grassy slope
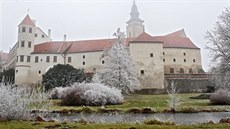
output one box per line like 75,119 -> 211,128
1,121 -> 230,129
49,94 -> 230,112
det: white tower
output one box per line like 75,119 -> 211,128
15,15 -> 36,84
126,1 -> 144,38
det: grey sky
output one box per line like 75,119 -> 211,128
0,0 -> 229,71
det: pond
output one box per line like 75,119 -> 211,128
45,112 -> 230,125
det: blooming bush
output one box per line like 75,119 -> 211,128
0,83 -> 51,120
210,89 -> 230,105
60,83 -> 124,106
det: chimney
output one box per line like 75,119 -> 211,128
48,29 -> 51,38
64,34 -> 66,41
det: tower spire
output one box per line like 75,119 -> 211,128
126,1 -> 144,38
127,0 -> 143,23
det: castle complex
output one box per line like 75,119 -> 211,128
3,2 -> 203,90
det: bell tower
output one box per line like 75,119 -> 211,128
15,15 -> 36,84
126,1 -> 144,38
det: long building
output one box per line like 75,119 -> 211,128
4,2 -> 203,90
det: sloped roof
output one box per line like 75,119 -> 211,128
18,15 -> 36,27
165,29 -> 187,38
130,32 -> 162,43
32,29 -> 199,54
130,30 -> 199,49
0,52 -> 8,61
32,38 -> 132,54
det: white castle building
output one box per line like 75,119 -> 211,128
4,2 -> 203,90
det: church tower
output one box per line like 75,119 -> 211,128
15,15 -> 36,84
126,1 -> 144,38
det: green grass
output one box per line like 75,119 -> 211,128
1,121 -> 230,129
48,93 -> 230,112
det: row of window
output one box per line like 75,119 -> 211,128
163,52 -> 187,56
140,68 -> 195,75
149,53 -> 196,63
169,68 -> 194,74
17,55 -> 106,65
20,41 -> 32,48
19,27 -> 33,33
35,33 -> 45,38
163,58 -> 196,63
35,56 -> 57,63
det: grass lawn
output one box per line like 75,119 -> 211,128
1,121 -> 230,129
48,93 -> 230,112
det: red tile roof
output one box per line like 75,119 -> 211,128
32,38 -> 126,54
18,15 -> 36,27
130,30 -> 199,49
130,32 -> 163,43
152,36 -> 199,49
0,52 -> 8,61
32,30 -> 199,54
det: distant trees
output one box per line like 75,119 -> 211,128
0,68 -> 15,84
42,64 -> 86,91
99,28 -> 140,94
205,7 -> 230,90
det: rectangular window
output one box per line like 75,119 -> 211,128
68,57 -> 71,63
180,68 -> 184,73
21,41 -> 25,47
189,68 -> 193,73
35,34 -> 37,37
163,52 -> 165,55
150,53 -> 153,57
173,59 -> 176,62
163,59 -> 165,62
83,55 -> 85,59
22,27 -> 26,32
29,27 -> 32,33
83,61 -> 85,65
170,68 -> 174,73
184,59 -> 186,62
35,56 -> 39,63
27,56 -> 30,62
183,52 -> 186,56
102,60 -> 105,64
20,55 -> 24,62
53,56 -> 57,62
28,41 -> 31,48
46,56 -> 50,62
42,34 -> 45,38
193,59 -> 196,62
16,56 -> 18,62
140,70 -> 144,75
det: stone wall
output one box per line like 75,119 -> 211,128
165,73 -> 213,93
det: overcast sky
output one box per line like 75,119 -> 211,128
0,0 -> 229,71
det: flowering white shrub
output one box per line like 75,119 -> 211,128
0,83 -> 51,120
50,86 -> 69,99
210,89 -> 230,105
61,83 -> 124,106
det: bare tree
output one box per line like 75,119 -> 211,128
167,81 -> 180,111
205,7 -> 230,90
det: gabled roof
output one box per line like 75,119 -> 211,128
130,30 -> 199,49
165,29 -> 187,38
130,32 -> 163,43
18,15 -> 36,27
